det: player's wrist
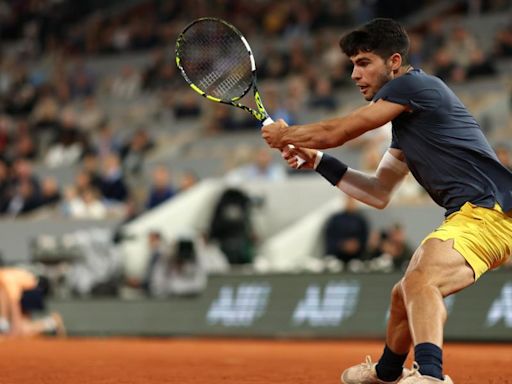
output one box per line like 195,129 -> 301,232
313,151 -> 323,169
315,153 -> 348,186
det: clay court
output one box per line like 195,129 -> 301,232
1,338 -> 511,383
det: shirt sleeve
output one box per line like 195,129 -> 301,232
373,73 -> 442,112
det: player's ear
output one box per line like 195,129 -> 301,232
388,53 -> 402,73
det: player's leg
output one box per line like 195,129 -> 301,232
20,312 -> 66,337
373,281 -> 412,382
400,238 -> 474,382
341,282 -> 411,384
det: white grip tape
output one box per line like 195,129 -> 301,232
262,117 -> 306,168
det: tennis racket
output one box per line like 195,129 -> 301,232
175,17 -> 305,167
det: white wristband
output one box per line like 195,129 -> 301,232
313,151 -> 324,169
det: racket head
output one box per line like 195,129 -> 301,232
175,17 -> 256,103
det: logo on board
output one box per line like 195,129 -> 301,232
292,281 -> 360,326
486,282 -> 512,328
207,283 -> 271,327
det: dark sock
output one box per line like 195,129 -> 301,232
414,343 -> 443,380
375,345 -> 408,382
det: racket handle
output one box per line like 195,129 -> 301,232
262,117 -> 306,168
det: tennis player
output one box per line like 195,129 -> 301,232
0,267 -> 65,337
262,18 -> 512,384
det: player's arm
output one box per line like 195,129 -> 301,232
262,99 -> 408,149
282,147 -> 409,209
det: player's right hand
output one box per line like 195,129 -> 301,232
282,146 -> 317,169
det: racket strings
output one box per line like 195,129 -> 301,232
177,20 -> 253,101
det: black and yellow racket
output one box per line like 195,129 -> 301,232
175,17 -> 304,166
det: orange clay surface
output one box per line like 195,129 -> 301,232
0,338 -> 511,384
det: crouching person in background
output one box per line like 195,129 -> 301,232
0,267 -> 66,338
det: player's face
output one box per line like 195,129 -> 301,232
350,51 -> 394,101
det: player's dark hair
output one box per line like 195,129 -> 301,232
339,18 -> 409,64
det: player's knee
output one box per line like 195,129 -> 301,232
400,269 -> 430,297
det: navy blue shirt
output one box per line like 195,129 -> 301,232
374,68 -> 512,216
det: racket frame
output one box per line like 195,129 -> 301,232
175,17 -> 271,123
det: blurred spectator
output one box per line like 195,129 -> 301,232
421,18 -> 447,61
173,93 -> 201,119
119,128 -> 154,176
99,153 -> 129,202
145,165 -> 176,210
140,230 -> 165,294
178,170 -> 199,192
432,48 -> 461,83
62,186 -> 107,219
494,21 -> 512,57
2,159 -> 41,216
68,59 -> 96,99
38,177 -> 61,209
91,121 -> 121,160
30,95 -> 60,135
45,109 -> 87,168
4,178 -> 41,217
308,77 -> 339,111
0,116 -> 11,156
466,48 -> 497,79
0,159 -> 10,208
143,49 -> 166,90
77,96 -> 106,132
444,25 -> 479,69
148,236 -> 207,297
110,65 -> 142,99
226,146 -> 287,183
368,224 -> 414,272
324,197 -> 370,264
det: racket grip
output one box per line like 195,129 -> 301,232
262,117 -> 306,168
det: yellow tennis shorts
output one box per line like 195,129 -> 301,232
422,202 -> 512,280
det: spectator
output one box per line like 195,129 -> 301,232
368,224 -> 414,272
421,18 -> 446,61
99,153 -> 129,202
68,59 -> 96,99
308,77 -> 339,111
4,178 -> 41,217
178,170 -> 199,192
173,92 -> 201,119
2,158 -> 41,216
110,65 -> 142,99
63,186 -> 107,219
45,109 -> 86,168
140,230 -> 166,294
91,121 -> 121,160
38,177 -> 61,209
119,128 -> 154,176
145,165 -> 176,210
324,197 -> 370,264
148,236 -> 207,297
226,146 -> 287,183
77,96 -> 106,133
494,21 -> 512,57
444,25 -> 479,69
466,48 -> 497,79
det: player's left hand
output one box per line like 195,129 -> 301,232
262,119 -> 288,149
